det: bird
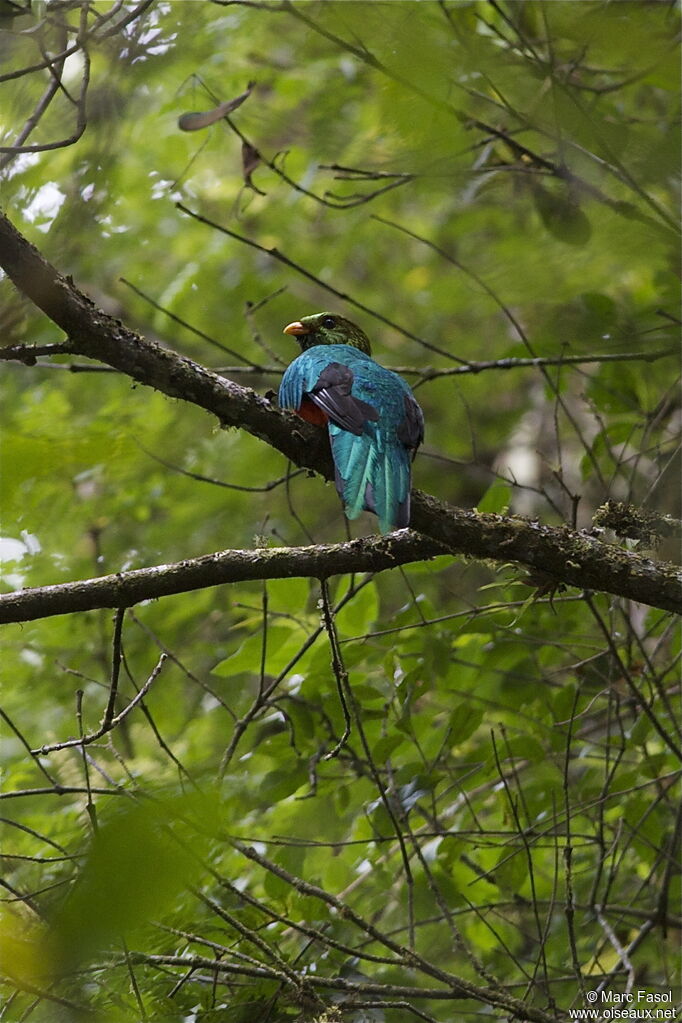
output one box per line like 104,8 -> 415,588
278,312 -> 424,533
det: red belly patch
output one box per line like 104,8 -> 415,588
297,397 -> 328,427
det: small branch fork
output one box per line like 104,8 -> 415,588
31,609 -> 167,755
0,1 -> 155,166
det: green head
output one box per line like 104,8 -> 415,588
283,312 -> 372,355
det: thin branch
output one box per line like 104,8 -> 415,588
0,9 -> 91,164
594,918 -> 657,998
207,83 -> 412,209
94,0 -> 156,39
119,277 -> 264,368
656,795 -> 682,938
319,579 -> 352,758
562,687 -> 586,997
218,842 -> 565,1023
136,441 -> 303,494
75,690 -> 97,832
0,785 -> 122,802
319,584 -> 417,949
103,607 -> 125,728
7,338 -> 673,378
0,41 -> 81,85
32,653 -> 167,755
491,731 -> 552,993
0,342 -> 77,363
212,869 -> 405,969
409,346 -> 679,382
0,707 -> 59,786
176,203 -> 464,364
584,595 -> 682,762
595,906 -> 636,996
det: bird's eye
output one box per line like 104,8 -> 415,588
322,316 -> 336,329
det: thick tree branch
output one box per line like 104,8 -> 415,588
0,208 -> 328,466
0,208 -> 680,616
0,535 -> 444,624
1,517 -> 679,624
410,494 -> 682,615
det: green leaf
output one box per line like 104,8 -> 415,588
48,796 -> 204,971
212,625 -> 303,677
448,704 -> 484,746
477,478 -> 512,514
335,582 -> 379,636
532,183 -> 592,246
372,733 -> 407,763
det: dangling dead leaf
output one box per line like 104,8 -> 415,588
242,140 -> 265,195
178,81 -> 256,132
521,569 -> 566,612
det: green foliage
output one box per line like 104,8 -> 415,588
0,2 -> 680,1022
50,794 -> 212,970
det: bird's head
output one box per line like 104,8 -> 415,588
283,312 -> 372,355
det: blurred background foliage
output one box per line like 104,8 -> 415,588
0,2 -> 680,1021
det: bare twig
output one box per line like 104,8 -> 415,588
33,646 -> 167,755
584,594 -> 682,761
319,579 -> 352,759
119,277 -> 264,368
176,203 -> 463,363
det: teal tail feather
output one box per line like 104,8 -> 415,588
330,427 -> 411,534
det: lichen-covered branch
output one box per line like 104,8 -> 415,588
0,208 -> 680,617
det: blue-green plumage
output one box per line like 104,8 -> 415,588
279,313 -> 424,533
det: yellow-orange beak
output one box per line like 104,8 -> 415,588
283,320 -> 309,337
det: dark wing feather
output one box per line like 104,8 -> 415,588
307,361 -> 379,436
397,392 -> 424,453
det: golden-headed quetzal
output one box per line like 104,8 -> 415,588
278,312 -> 424,533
